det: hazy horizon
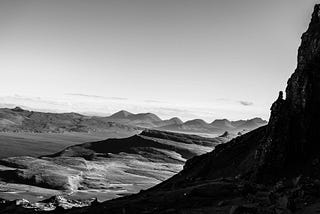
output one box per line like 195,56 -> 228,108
0,97 -> 268,123
0,0 -> 318,121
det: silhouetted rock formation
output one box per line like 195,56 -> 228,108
177,4 -> 320,184
254,4 -> 320,182
172,4 -> 320,185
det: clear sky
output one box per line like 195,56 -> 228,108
0,0 -> 318,121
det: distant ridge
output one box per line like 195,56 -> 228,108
211,119 -> 234,130
0,107 -> 267,135
0,107 -> 140,133
184,119 -> 208,126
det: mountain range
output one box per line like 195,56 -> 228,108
0,107 -> 267,136
106,110 -> 267,134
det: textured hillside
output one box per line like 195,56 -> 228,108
0,129 -> 228,212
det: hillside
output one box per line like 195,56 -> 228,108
0,129 -> 229,211
0,107 -> 140,134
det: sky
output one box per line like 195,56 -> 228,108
0,0 -> 318,122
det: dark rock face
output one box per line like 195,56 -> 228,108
92,2 -> 320,194
254,4 -> 320,182
153,4 -> 320,190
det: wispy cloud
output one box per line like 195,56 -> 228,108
66,93 -> 128,101
238,101 -> 254,106
144,100 -> 165,104
216,98 -> 254,106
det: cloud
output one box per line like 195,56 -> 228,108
239,101 -> 254,106
144,100 -> 165,104
216,98 -> 254,106
66,93 -> 128,101
215,98 -> 230,102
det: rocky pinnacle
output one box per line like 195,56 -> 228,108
254,4 -> 320,182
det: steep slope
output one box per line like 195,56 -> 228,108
234,117 -> 267,133
155,3 -> 320,188
251,5 -> 320,182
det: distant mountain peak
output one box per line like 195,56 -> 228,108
109,110 -> 133,118
213,118 -> 230,122
132,113 -> 162,121
168,117 -> 183,124
211,119 -> 234,130
184,119 -> 208,126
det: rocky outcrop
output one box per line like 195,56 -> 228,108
253,4 -> 320,182
172,4 -> 320,184
173,4 -> 320,185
